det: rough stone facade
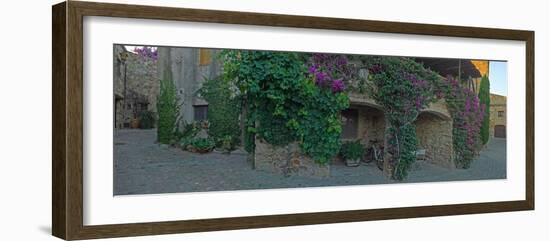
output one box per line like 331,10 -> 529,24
254,139 -> 330,178
342,105 -> 385,145
489,94 -> 507,138
114,46 -> 468,176
348,92 -> 455,168
113,45 -> 159,128
414,112 -> 454,168
157,47 -> 222,125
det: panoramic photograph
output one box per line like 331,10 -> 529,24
113,44 -> 507,195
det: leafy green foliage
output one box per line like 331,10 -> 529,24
156,78 -> 180,144
138,110 -> 155,129
177,121 -> 201,150
189,138 -> 215,153
389,123 -> 417,180
220,50 -> 349,164
219,135 -> 237,152
340,140 -> 365,160
295,80 -> 349,164
200,77 -> 241,148
221,50 -> 304,147
478,75 -> 491,145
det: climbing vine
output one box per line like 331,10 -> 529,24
301,53 -> 350,164
199,76 -> 241,147
133,46 -> 158,61
220,50 -> 349,164
440,76 -> 484,168
220,50 -> 485,173
362,56 -> 440,180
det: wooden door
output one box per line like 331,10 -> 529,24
494,125 -> 506,138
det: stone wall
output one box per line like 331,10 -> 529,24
354,106 -> 385,146
254,139 -> 330,178
114,45 -> 159,128
414,112 -> 454,168
425,99 -> 452,119
157,47 -> 222,124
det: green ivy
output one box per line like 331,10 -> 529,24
200,77 -> 241,147
296,81 -> 349,164
156,78 -> 180,144
389,123 -> 418,180
220,50 -> 348,164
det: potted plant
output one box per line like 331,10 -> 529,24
130,117 -> 140,129
340,140 -> 365,167
188,137 -> 215,153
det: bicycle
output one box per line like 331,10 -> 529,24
364,139 -> 384,171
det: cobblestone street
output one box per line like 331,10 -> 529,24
114,129 -> 506,195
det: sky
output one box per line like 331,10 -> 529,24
489,61 -> 508,96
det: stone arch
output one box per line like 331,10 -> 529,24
414,111 -> 454,168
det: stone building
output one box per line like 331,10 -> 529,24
157,47 -> 222,124
337,59 -> 487,169
114,45 -> 223,129
342,92 -> 455,168
115,47 -> 502,176
113,45 -> 159,128
253,58 -> 493,176
489,94 -> 507,138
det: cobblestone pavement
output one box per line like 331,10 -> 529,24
114,129 -> 506,195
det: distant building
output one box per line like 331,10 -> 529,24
489,94 -> 507,138
471,61 -> 507,139
414,58 -> 507,139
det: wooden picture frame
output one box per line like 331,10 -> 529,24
52,1 -> 534,240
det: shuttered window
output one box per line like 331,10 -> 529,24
194,105 -> 208,121
199,49 -> 211,66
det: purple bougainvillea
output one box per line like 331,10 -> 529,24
331,79 -> 345,93
134,46 -> 158,61
441,76 -> 484,168
307,53 -> 355,93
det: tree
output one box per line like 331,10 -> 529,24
478,75 -> 491,145
156,78 -> 180,144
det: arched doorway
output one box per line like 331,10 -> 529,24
494,125 -> 506,138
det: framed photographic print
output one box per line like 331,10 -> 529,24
52,1 -> 534,240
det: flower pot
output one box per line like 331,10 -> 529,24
130,118 -> 140,129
